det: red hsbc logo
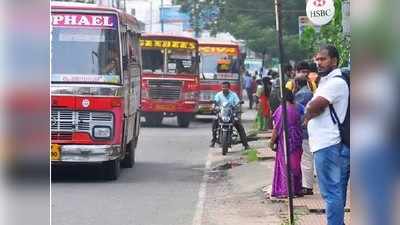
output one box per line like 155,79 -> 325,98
306,0 -> 334,26
51,14 -> 115,28
313,0 -> 326,7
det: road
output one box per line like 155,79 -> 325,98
51,116 -> 215,225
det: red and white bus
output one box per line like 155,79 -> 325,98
51,1 -> 142,180
197,40 -> 243,114
140,33 -> 200,127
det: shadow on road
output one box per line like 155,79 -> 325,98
51,161 -> 207,184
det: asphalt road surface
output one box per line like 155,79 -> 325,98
51,116 -> 215,225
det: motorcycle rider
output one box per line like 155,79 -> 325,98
210,81 -> 251,150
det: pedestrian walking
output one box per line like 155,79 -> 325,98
269,70 -> 281,114
307,62 -> 319,93
255,77 -> 271,130
255,79 -> 265,130
284,64 -> 296,93
304,45 -> 350,225
261,76 -> 272,129
269,88 -> 303,198
252,75 -> 258,106
293,61 -> 315,195
243,71 -> 254,109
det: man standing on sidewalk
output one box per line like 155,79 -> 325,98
304,45 -> 350,225
293,61 -> 315,195
243,71 -> 254,109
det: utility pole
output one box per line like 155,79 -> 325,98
150,1 -> 153,32
161,0 -> 164,32
274,0 -> 295,224
193,0 -> 200,38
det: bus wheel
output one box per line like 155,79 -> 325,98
177,113 -> 192,128
121,140 -> 136,168
103,159 -> 120,180
145,113 -> 163,127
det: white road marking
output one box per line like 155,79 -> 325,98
192,149 -> 213,225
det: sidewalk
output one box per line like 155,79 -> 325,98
204,99 -> 351,224
255,130 -> 351,225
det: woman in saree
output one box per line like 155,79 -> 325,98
269,88 -> 303,198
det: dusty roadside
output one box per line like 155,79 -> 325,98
197,107 -> 286,225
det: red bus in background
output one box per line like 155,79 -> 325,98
140,34 -> 200,127
51,1 -> 142,180
197,40 -> 243,115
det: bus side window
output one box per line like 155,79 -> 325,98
121,31 -> 128,70
129,31 -> 140,64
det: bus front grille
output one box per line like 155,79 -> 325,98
148,80 -> 182,101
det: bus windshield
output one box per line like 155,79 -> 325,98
142,48 -> 197,75
167,49 -> 196,74
51,16 -> 121,84
200,54 -> 240,79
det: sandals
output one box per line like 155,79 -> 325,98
301,187 -> 314,195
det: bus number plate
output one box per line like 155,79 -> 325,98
51,144 -> 61,161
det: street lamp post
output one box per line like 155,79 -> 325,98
193,0 -> 200,38
161,0 -> 164,32
274,0 -> 295,224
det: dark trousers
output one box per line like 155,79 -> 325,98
245,88 -> 254,109
212,119 -> 249,147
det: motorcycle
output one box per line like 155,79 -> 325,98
215,101 -> 243,155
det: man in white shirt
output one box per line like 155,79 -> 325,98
304,45 -> 350,225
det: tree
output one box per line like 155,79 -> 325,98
177,0 -> 313,62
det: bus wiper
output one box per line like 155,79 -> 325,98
91,51 -> 99,73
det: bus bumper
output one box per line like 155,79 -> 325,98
52,145 -> 121,163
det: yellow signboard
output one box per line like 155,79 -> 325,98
199,46 -> 238,56
140,39 -> 196,49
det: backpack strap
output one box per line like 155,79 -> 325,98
329,75 -> 346,126
329,104 -> 341,126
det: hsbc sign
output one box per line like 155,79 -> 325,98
306,0 -> 335,26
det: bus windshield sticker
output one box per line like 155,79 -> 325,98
168,63 -> 176,70
52,74 -> 120,83
182,60 -> 192,68
169,54 -> 191,60
59,32 -> 106,42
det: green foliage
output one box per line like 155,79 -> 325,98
243,149 -> 259,162
300,0 -> 350,66
177,0 -> 349,64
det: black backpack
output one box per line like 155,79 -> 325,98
329,70 -> 350,148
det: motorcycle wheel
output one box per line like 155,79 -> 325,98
221,130 -> 229,156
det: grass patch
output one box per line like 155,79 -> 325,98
242,148 -> 259,162
280,215 -> 301,225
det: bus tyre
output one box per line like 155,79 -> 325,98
145,113 -> 163,127
103,159 -> 120,180
177,113 -> 191,128
121,140 -> 136,168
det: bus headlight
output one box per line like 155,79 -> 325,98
141,88 -> 149,99
93,126 -> 112,139
182,91 -> 198,100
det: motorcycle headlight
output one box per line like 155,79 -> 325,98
222,116 -> 230,122
93,126 -> 112,139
